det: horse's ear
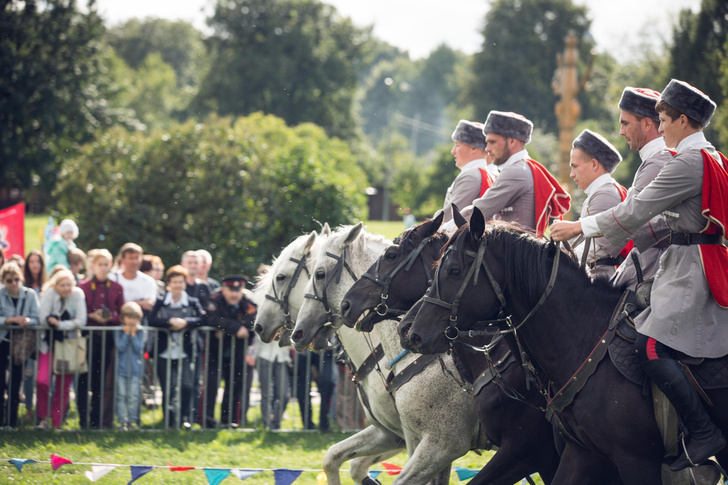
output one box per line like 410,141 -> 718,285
303,230 -> 317,253
469,207 -> 486,241
343,222 -> 364,247
321,222 -> 331,237
452,204 -> 467,228
419,211 -> 444,238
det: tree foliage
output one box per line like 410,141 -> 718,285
53,114 -> 367,274
467,0 -> 595,132
0,0 -> 126,192
191,0 -> 370,140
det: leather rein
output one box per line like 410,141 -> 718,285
359,235 -> 435,318
264,252 -> 311,331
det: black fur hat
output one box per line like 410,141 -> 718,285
451,120 -> 487,150
572,129 -> 622,173
660,79 -> 716,127
618,87 -> 660,121
482,111 -> 533,143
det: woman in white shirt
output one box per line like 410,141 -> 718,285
37,268 -> 87,429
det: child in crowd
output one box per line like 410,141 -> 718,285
114,301 -> 144,430
45,219 -> 79,275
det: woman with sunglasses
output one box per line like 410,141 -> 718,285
0,263 -> 40,428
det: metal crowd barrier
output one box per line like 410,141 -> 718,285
0,325 -> 365,432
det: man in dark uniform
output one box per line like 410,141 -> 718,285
202,275 -> 257,428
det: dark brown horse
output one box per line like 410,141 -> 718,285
340,213 -> 561,485
401,208 -> 728,484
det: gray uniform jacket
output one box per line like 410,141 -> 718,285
473,151 -> 536,231
611,138 -> 673,289
572,175 -> 623,280
442,159 -> 493,223
0,286 -> 41,342
584,132 -> 728,358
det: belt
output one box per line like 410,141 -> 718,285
654,238 -> 671,249
595,255 -> 626,267
668,232 -> 724,246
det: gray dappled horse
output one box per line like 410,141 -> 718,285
291,223 -> 483,485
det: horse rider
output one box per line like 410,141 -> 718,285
567,129 -> 625,280
467,110 -> 571,235
441,119 -> 497,224
611,87 -> 674,289
551,79 -> 728,470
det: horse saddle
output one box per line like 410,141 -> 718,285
608,289 -> 728,390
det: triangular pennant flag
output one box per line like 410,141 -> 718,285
231,469 -> 260,480
454,466 -> 478,481
274,468 -> 303,485
85,465 -> 117,482
381,462 -> 403,475
50,454 -> 73,471
368,470 -> 383,480
9,458 -> 36,472
168,462 -> 195,472
128,465 -> 154,484
317,470 -> 327,484
204,468 -> 231,485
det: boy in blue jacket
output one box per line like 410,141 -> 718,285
115,301 -> 144,430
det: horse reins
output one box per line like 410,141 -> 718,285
265,253 -> 311,331
359,235 -> 435,318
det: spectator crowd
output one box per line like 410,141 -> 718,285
0,229 -> 364,432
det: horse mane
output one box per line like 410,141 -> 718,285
253,231 -> 321,294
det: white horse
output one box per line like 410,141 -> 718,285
254,225 -> 406,485
292,223 -> 484,485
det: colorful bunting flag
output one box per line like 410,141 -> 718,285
204,468 -> 231,485
317,470 -> 327,484
168,462 -> 195,472
9,458 -> 36,472
86,465 -> 118,482
368,470 -> 383,481
50,453 -> 73,471
381,462 -> 403,475
274,468 -> 303,485
454,466 -> 478,481
128,465 -> 154,484
231,469 -> 260,480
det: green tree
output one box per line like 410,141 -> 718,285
53,114 -> 367,275
0,0 -> 126,193
467,0 -> 595,132
106,18 -> 207,89
192,0 -> 370,140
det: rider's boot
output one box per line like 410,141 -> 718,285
640,358 -> 726,471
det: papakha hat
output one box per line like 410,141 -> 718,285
572,129 -> 622,173
618,87 -> 661,121
659,79 -> 716,127
482,111 -> 533,144
451,120 -> 487,151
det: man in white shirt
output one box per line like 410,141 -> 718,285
111,243 -> 157,312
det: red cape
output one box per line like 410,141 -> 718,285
478,167 -> 496,198
699,149 -> 728,308
526,159 -> 571,235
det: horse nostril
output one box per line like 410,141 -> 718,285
254,324 -> 263,335
409,332 -> 421,346
292,329 -> 303,343
340,300 -> 350,316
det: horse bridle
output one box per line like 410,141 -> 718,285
265,253 -> 311,331
359,235 -> 435,318
423,235 -> 561,342
304,246 -> 358,329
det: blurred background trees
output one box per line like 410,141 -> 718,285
2,0 -> 726,272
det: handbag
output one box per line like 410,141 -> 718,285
53,330 -> 88,375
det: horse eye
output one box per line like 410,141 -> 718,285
448,267 -> 461,278
315,270 -> 325,280
275,274 -> 286,282
385,250 -> 397,260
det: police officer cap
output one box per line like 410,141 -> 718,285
222,275 -> 249,290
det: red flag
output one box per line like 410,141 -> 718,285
168,462 -> 195,472
50,453 -> 72,471
381,462 -> 403,475
0,203 -> 24,258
